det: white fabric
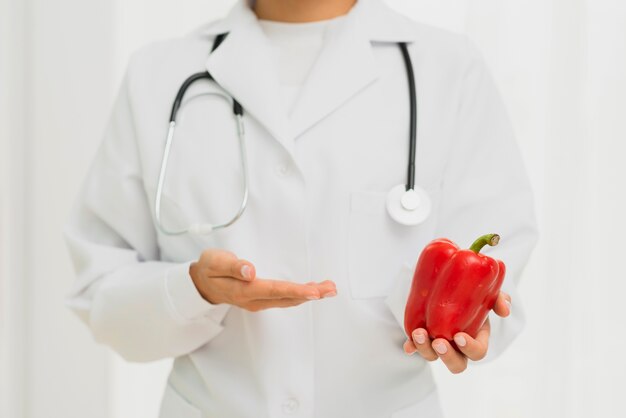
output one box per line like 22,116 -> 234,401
259,17 -> 345,113
63,0 -> 537,417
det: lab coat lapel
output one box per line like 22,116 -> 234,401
288,8 -> 378,139
203,0 -> 419,149
204,4 -> 292,156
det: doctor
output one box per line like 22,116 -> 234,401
65,0 -> 538,417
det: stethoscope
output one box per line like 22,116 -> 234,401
155,33 -> 431,236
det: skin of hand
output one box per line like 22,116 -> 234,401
403,292 -> 512,374
190,249 -> 337,311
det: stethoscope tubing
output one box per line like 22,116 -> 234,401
155,34 -> 423,235
399,42 -> 417,192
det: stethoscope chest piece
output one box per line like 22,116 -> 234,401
386,184 -> 431,226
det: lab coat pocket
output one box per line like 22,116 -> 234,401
383,262 -> 415,329
347,190 -> 424,299
159,383 -> 202,418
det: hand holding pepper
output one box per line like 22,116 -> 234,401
403,292 -> 511,373
402,234 -> 511,373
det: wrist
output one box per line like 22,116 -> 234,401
189,261 -> 216,304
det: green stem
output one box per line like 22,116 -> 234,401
469,234 -> 500,253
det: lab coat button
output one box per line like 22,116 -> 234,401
281,398 -> 299,414
275,163 -> 289,177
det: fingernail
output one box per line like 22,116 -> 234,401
323,291 -> 337,298
454,335 -> 467,347
413,331 -> 425,345
404,340 -> 417,355
240,265 -> 251,279
306,294 -> 320,300
506,299 -> 512,311
434,342 -> 447,355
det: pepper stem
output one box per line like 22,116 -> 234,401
469,234 -> 500,253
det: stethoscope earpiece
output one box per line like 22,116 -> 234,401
386,184 -> 431,226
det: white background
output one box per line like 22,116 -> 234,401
1,0 -> 625,417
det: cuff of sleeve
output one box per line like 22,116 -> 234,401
164,261 -> 231,323
384,262 -> 414,333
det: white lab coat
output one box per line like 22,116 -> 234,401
65,0 -> 538,417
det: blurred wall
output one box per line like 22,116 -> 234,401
1,0 -> 116,417
1,1 -> 625,417
0,1 -> 236,417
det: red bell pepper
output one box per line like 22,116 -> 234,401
403,234 -> 506,341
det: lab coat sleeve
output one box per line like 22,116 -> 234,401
64,59 -> 231,362
385,40 -> 538,362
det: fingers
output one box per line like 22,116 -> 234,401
314,280 -> 338,297
431,338 -> 468,374
493,291 -> 511,317
244,298 -> 309,312
244,279 -> 337,301
234,259 -> 256,281
403,339 -> 417,355
247,279 -> 320,300
409,329 -> 438,361
407,318 -> 493,371
201,249 -> 256,282
241,281 -> 338,312
453,318 -> 491,361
